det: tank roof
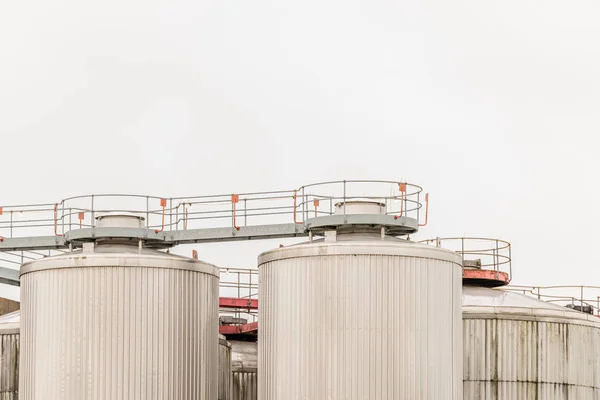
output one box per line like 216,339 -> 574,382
20,244 -> 220,277
463,286 -> 600,327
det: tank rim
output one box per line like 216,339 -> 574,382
258,239 -> 463,266
20,246 -> 220,277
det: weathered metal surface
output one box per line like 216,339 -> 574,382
463,286 -> 600,399
0,311 -> 19,400
219,335 -> 232,400
20,244 -> 220,400
259,235 -> 463,399
230,340 -> 257,400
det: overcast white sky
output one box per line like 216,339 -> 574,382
1,0 -> 600,300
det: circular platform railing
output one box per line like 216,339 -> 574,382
420,237 -> 512,286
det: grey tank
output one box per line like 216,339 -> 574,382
0,310 -> 19,400
219,335 -> 232,400
463,285 -> 600,399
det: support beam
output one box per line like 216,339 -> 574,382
219,297 -> 258,310
219,321 -> 259,335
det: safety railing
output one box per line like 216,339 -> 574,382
0,180 -> 427,239
419,237 -> 512,282
219,267 -> 259,324
504,285 -> 600,317
0,249 -> 67,270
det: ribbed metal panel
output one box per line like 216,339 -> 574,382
231,371 -> 257,400
0,331 -> 18,400
20,262 -> 219,400
463,288 -> 600,400
230,340 -> 257,400
259,239 -> 463,400
219,335 -> 232,400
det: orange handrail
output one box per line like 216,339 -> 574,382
231,194 -> 240,231
54,203 -> 63,236
419,193 -> 429,227
155,199 -> 167,233
394,183 -> 407,220
293,191 -> 303,224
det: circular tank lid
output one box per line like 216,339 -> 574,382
463,286 -> 600,326
334,199 -> 386,215
0,310 -> 20,334
230,340 -> 258,370
96,213 -> 145,228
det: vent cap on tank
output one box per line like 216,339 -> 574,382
95,213 -> 145,229
65,212 -> 171,249
305,199 -> 418,236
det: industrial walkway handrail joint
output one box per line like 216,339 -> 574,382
0,180 -> 425,238
504,285 -> 600,316
419,237 -> 512,279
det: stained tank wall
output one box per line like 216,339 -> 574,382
230,340 -> 257,400
219,335 -> 232,400
0,311 -> 19,400
463,286 -> 600,399
20,245 -> 220,400
258,236 -> 463,399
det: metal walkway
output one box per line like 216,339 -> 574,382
0,180 -> 425,252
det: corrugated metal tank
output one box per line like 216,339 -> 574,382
219,334 -> 232,400
258,227 -> 463,399
463,285 -> 600,399
0,310 -> 19,400
19,215 -> 220,400
230,340 -> 257,400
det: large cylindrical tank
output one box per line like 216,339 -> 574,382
0,310 -> 19,400
230,340 -> 257,400
463,286 -> 600,399
19,215 -> 220,400
219,334 -> 232,400
258,201 -> 463,399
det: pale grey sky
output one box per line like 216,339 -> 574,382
1,0 -> 599,301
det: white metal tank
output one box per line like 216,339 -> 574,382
230,340 -> 257,400
219,334 -> 232,400
259,200 -> 463,399
424,237 -> 600,399
19,215 -> 220,400
0,310 -> 19,400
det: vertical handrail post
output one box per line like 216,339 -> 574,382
343,181 -> 347,215
91,195 -> 95,227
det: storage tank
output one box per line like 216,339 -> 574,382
259,196 -> 463,399
230,340 -> 257,400
0,310 -> 19,400
424,237 -> 600,399
19,214 -> 220,400
219,334 -> 232,400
